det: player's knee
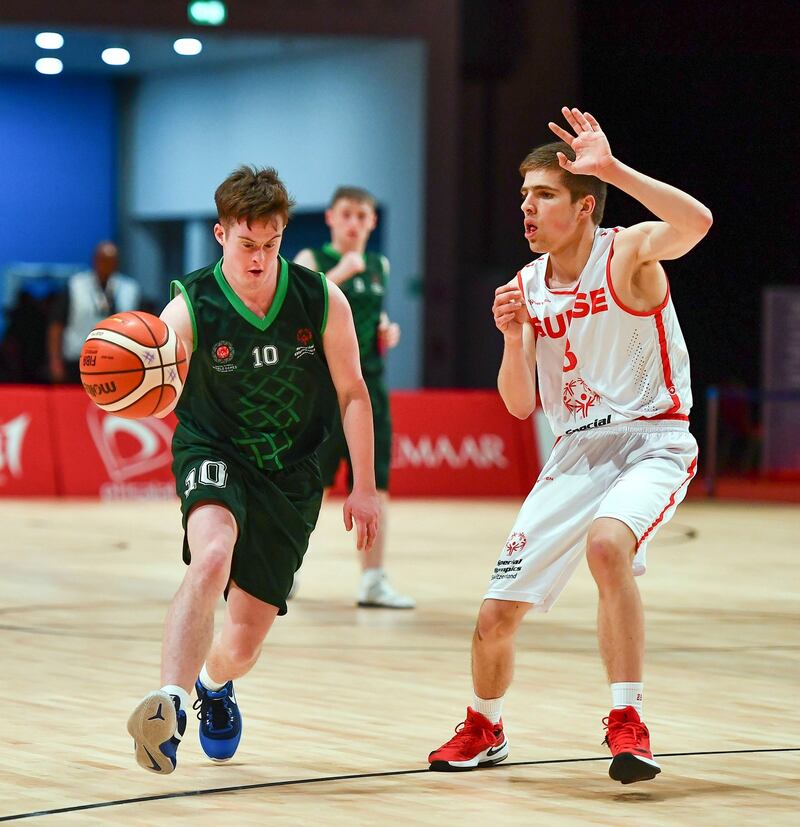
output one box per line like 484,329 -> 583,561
586,533 -> 629,582
188,542 -> 232,592
476,602 -> 522,643
226,633 -> 262,669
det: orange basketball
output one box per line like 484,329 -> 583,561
79,311 -> 188,419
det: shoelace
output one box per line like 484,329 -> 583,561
602,716 -> 648,749
193,692 -> 234,732
438,718 -> 497,751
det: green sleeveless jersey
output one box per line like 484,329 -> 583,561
311,243 -> 388,378
170,257 -> 336,471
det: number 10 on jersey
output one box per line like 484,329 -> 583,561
252,345 -> 278,368
184,460 -> 229,497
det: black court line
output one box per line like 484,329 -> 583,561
1,747 -> 797,822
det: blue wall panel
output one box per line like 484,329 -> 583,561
0,71 -> 116,268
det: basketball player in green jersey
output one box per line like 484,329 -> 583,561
294,187 -> 414,609
126,166 -> 380,775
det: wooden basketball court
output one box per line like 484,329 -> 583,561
0,497 -> 797,824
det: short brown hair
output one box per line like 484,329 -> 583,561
519,142 -> 607,225
329,186 -> 376,210
215,165 -> 295,228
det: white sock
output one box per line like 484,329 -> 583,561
611,682 -> 643,715
361,567 -> 384,588
161,684 -> 191,713
472,694 -> 504,724
198,663 -> 226,692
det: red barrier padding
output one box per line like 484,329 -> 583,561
49,387 -> 177,499
388,390 -> 540,496
0,386 -> 58,496
1,386 -> 542,498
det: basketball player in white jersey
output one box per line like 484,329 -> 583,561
428,108 -> 712,784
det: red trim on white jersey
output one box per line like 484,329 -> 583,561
637,455 -> 698,548
636,412 -> 689,422
518,270 -> 540,337
605,237 -> 670,318
654,311 -> 682,413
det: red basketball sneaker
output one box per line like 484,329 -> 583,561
603,706 -> 661,784
428,707 -> 508,771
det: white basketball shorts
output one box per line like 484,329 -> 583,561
484,420 -> 698,612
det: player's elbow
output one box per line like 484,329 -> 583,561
498,381 -> 535,420
693,206 -> 713,237
508,404 -> 535,420
501,393 -> 535,420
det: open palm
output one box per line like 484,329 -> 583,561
548,107 -> 614,177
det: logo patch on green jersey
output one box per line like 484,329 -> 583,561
212,340 -> 237,373
294,327 -> 316,359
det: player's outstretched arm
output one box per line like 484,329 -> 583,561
548,107 -> 713,263
494,281 -> 536,419
153,293 -> 193,419
293,249 -> 318,270
323,283 -> 380,552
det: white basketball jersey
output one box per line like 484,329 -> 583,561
517,227 -> 692,437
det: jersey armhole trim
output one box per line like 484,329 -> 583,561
517,270 -> 538,338
319,272 -> 329,335
170,280 -> 198,353
605,236 -> 671,317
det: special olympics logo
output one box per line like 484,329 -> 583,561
296,328 -> 313,346
505,532 -> 527,556
563,378 -> 600,418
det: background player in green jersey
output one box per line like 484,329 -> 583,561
126,166 -> 380,775
294,187 -> 414,609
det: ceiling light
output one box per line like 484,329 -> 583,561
35,57 -> 63,75
187,1 -> 227,26
35,32 -> 64,50
174,38 -> 203,56
101,48 -> 131,66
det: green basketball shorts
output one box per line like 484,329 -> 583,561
172,443 -> 323,615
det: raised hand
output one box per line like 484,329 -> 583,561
493,283 -> 528,341
548,107 -> 614,177
339,251 -> 366,280
377,319 -> 400,352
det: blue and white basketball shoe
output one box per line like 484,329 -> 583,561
127,691 -> 187,774
194,679 -> 242,762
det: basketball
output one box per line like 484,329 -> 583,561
79,311 -> 188,419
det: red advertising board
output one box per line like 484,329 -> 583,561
0,386 -> 58,496
0,386 -> 543,498
49,387 -> 177,498
388,390 -> 540,496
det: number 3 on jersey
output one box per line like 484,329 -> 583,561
564,339 -> 578,372
184,460 -> 228,497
